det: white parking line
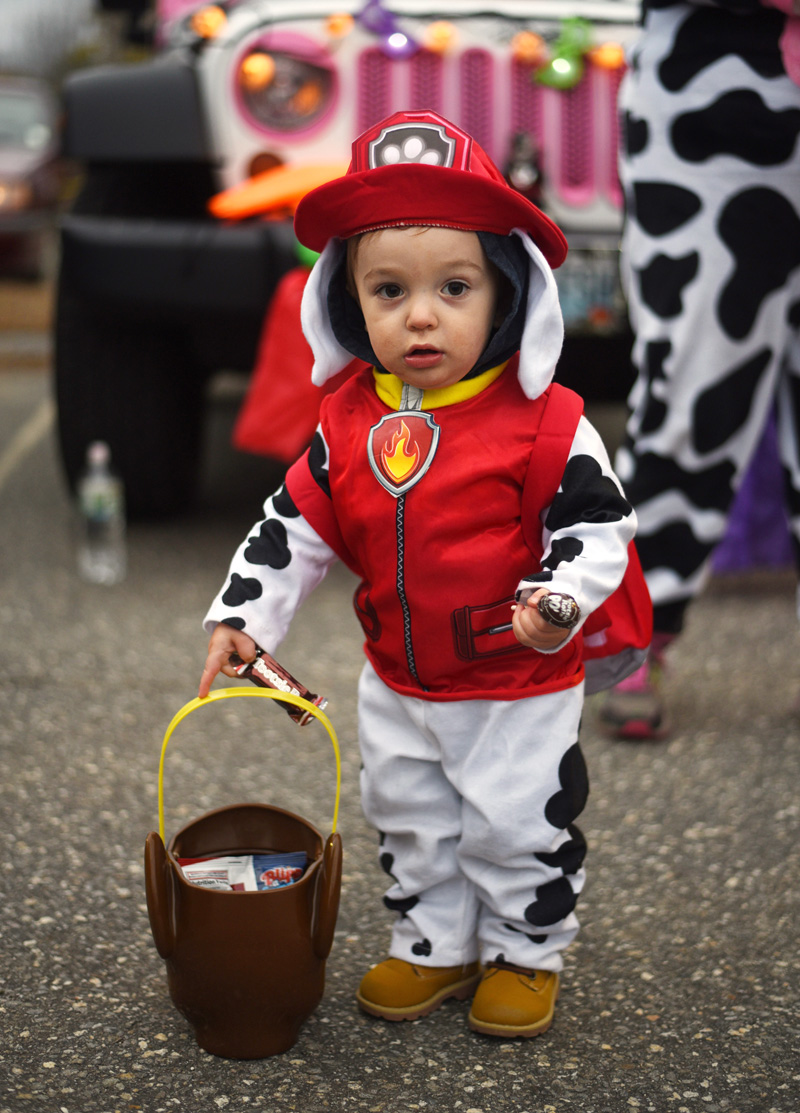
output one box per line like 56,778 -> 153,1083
0,395 -> 55,494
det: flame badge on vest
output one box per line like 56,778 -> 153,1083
367,411 -> 440,496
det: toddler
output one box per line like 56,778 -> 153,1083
200,110 -> 637,1038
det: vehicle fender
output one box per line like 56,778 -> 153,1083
63,58 -> 209,162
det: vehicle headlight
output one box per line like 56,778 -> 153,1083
0,180 -> 33,211
235,37 -> 337,135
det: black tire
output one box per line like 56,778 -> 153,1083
54,282 -> 204,519
55,162 -> 215,517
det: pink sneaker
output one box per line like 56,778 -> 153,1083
598,637 -> 672,740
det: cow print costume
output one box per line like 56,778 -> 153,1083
617,0 -> 800,632
204,116 -> 639,973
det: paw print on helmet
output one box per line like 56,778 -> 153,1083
369,122 -> 456,169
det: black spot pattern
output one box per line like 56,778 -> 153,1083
307,431 -> 332,498
693,349 -> 772,453
220,617 -> 246,631
273,484 -> 301,518
243,519 -> 292,569
544,743 -> 589,830
623,110 -> 649,158
521,569 -> 554,585
379,851 -> 396,878
541,536 -> 583,571
632,181 -> 702,236
637,521 -> 717,580
502,925 -> 548,945
639,340 -> 671,435
221,572 -> 263,608
535,825 -> 587,876
618,4 -> 800,600
672,91 -> 800,166
383,893 -> 419,917
522,758 -> 588,931
411,938 -> 432,957
524,876 -> 578,928
638,251 -> 699,319
622,450 -> 736,513
659,8 -> 785,93
545,457 -> 630,533
785,377 -> 800,519
790,376 -> 800,448
718,188 -> 800,340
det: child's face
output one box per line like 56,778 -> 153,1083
348,226 -> 501,391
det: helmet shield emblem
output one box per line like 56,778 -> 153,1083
368,122 -> 458,170
367,411 -> 440,496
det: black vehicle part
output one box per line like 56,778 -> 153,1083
54,280 -> 204,519
54,149 -> 299,516
54,161 -> 216,518
63,59 -> 208,163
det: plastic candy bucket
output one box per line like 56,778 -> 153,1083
144,687 -> 343,1059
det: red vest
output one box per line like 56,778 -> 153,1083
286,362 -> 585,700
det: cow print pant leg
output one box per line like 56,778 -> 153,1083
616,6 -> 800,630
357,663 -> 587,974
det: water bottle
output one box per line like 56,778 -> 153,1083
76,441 -> 127,585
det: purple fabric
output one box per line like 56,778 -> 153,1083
712,411 -> 794,572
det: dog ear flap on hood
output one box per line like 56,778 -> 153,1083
299,227 -> 564,402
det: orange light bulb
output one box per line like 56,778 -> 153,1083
511,31 -> 547,67
190,5 -> 227,39
241,52 -> 276,91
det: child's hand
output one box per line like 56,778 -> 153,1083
512,589 -> 572,652
199,625 -> 258,698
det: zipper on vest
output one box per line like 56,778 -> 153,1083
395,494 -> 427,691
394,383 -> 428,690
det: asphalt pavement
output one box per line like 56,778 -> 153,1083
1,354 -> 798,1113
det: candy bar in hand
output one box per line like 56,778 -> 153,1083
537,592 -> 581,630
231,649 -> 327,726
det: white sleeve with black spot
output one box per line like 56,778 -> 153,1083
517,415 -> 637,649
202,486 -> 339,654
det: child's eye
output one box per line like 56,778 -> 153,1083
376,283 -> 404,300
443,280 -> 469,297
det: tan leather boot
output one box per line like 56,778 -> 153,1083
468,964 -> 559,1037
356,958 -> 481,1021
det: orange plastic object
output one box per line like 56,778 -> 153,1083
144,688 -> 343,1059
208,162 -> 349,220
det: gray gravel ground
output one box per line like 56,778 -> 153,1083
1,368 -> 798,1113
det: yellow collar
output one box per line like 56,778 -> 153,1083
373,362 -> 508,412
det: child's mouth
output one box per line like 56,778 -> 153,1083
404,347 -> 443,369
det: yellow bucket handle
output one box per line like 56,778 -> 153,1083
157,687 -> 341,844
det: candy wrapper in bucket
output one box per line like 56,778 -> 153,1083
178,851 -> 308,891
232,650 -> 327,726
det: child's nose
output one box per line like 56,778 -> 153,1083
406,293 -> 437,329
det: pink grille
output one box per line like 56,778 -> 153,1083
601,65 -> 625,207
557,77 -> 595,207
409,50 -> 443,113
459,50 -> 493,153
357,49 -> 392,134
353,46 -> 624,213
511,60 -> 544,150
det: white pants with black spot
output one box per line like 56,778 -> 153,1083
618,8 -> 800,626
357,662 -> 586,974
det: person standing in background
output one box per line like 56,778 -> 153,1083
601,0 -> 800,739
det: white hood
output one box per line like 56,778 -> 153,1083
300,228 -> 564,402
